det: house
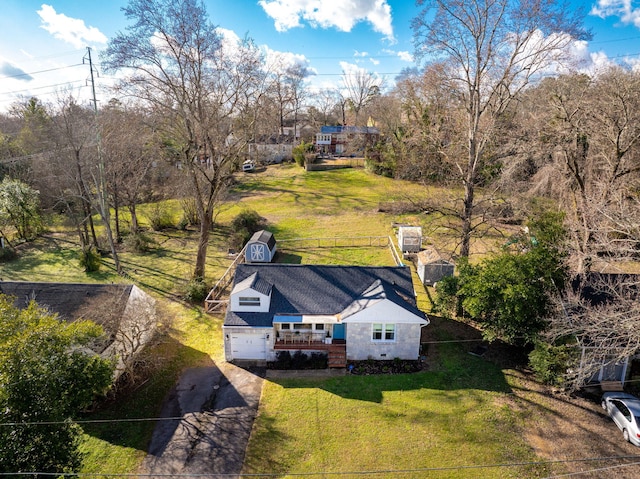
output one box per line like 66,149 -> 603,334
314,125 -> 380,156
245,230 -> 277,263
247,134 -> 293,164
0,281 -> 157,381
570,273 -> 640,388
223,264 -> 429,367
416,247 -> 455,286
397,226 -> 422,253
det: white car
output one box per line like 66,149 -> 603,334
602,392 -> 640,446
242,160 -> 255,172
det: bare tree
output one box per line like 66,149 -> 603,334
527,68 -> 640,272
103,0 -> 265,281
546,274 -> 640,390
99,103 -> 156,238
341,67 -> 382,126
44,96 -> 101,252
412,0 -> 590,258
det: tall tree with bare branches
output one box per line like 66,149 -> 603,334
103,0 -> 265,281
412,0 -> 590,258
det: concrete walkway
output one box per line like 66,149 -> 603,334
140,363 -> 264,479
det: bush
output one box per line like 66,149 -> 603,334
291,350 -> 308,369
229,209 -> 267,251
273,351 -> 292,369
529,341 -> 577,387
179,198 -> 199,227
293,141 -> 314,167
147,204 -> 174,231
79,247 -> 101,272
184,277 -> 208,303
0,245 -> 17,262
123,232 -> 154,253
269,350 -> 328,370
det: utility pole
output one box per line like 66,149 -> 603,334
84,46 -> 122,275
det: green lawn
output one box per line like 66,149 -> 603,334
243,343 -> 546,479
1,164 -> 540,477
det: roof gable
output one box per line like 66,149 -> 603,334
340,279 -> 426,321
231,272 -> 273,296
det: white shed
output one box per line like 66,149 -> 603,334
397,226 -> 422,253
416,247 -> 454,286
245,230 -> 277,263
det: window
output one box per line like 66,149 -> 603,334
280,323 -> 290,330
314,324 -> 325,331
372,323 -> 395,341
238,296 -> 260,307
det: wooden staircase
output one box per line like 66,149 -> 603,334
328,343 -> 347,368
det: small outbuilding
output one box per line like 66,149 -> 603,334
245,230 -> 277,263
397,226 -> 422,253
416,247 -> 454,286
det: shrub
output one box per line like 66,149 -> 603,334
147,204 -> 174,231
529,341 -> 577,387
0,246 -> 17,262
273,351 -> 292,369
79,247 -> 101,272
293,141 -> 314,167
229,209 -> 267,251
179,198 -> 199,227
291,350 -> 309,369
184,277 -> 208,303
123,232 -> 154,253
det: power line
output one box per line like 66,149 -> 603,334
2,455 -> 640,477
0,80 -> 86,96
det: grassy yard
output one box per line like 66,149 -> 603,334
1,164 -> 543,477
243,322 -> 546,479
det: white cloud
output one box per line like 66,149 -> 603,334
369,58 -> 380,66
258,0 -> 394,40
397,51 -> 413,62
591,0 -> 640,27
263,45 -> 316,76
37,4 -> 107,48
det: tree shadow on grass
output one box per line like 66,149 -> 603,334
272,316 -> 518,403
270,347 -> 512,404
81,336 -> 216,452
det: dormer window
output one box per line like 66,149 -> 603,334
239,296 -> 261,307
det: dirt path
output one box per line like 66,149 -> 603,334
139,363 -> 264,479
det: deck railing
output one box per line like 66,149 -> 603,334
204,243 -> 247,313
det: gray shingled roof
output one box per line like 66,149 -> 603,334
0,281 -> 132,331
224,264 -> 425,327
248,230 -> 276,250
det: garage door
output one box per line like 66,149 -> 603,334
230,331 -> 267,360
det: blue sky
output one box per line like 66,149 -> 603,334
1,0 -> 640,113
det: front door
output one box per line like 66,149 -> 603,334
333,324 -> 345,340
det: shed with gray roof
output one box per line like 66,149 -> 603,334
245,230 -> 277,263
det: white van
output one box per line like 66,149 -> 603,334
242,160 -> 255,172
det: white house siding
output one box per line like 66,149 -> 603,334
229,288 -> 270,312
345,323 -> 423,360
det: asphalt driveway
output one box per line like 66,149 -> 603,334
140,362 -> 264,478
